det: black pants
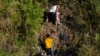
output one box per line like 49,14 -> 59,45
48,12 -> 56,25
43,11 -> 48,22
46,48 -> 54,56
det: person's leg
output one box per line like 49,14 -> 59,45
50,12 -> 56,25
48,12 -> 53,24
46,48 -> 54,56
50,48 -> 54,56
50,12 -> 55,25
46,48 -> 51,56
48,12 -> 50,23
43,11 -> 48,22
54,13 -> 56,25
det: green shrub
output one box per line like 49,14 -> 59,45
0,0 -> 44,56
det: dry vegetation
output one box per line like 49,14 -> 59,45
0,0 -> 100,56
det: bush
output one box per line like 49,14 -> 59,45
0,0 -> 44,56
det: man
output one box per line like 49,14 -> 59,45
44,34 -> 54,56
48,4 -> 60,25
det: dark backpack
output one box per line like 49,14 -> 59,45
59,33 -> 67,41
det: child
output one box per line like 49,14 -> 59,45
44,34 -> 54,56
56,11 -> 60,26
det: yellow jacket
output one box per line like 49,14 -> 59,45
45,37 -> 53,49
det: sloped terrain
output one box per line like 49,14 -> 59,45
37,19 -> 79,56
0,0 -> 100,56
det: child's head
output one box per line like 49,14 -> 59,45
51,30 -> 55,34
46,34 -> 50,38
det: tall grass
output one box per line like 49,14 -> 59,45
0,0 -> 43,56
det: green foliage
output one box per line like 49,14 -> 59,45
78,44 -> 99,56
95,33 -> 100,50
0,0 -> 44,56
0,0 -> 100,56
96,0 -> 100,14
26,2 -> 43,34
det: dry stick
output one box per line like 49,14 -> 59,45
72,37 -> 81,47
